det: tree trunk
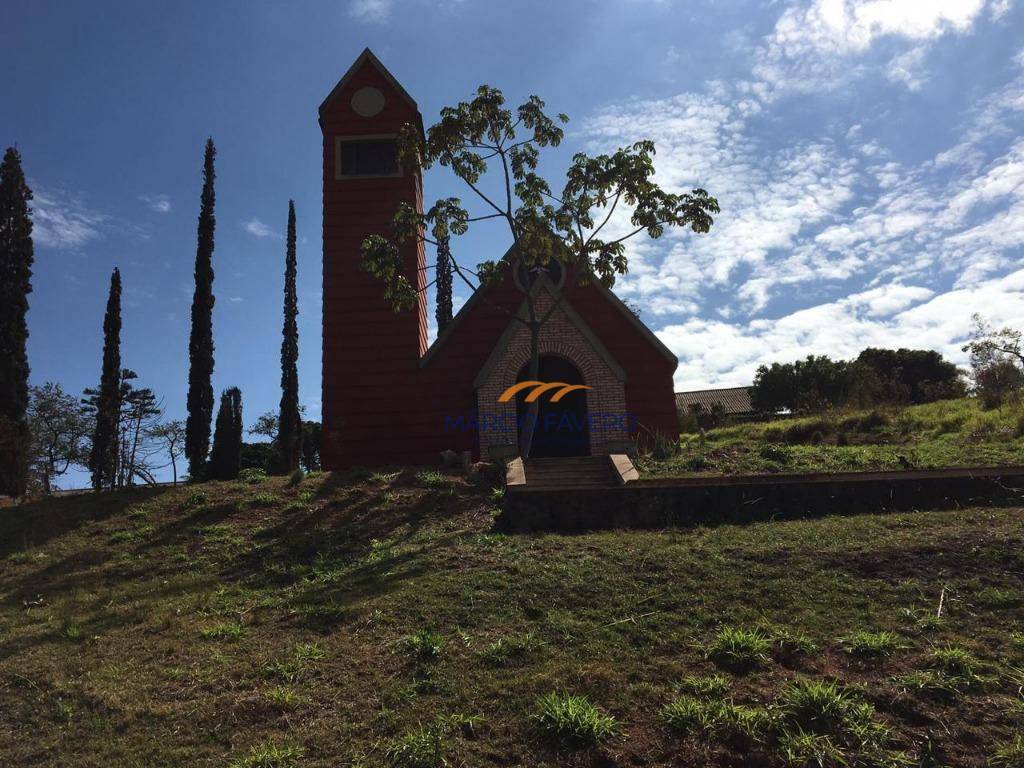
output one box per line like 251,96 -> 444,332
518,321 -> 541,458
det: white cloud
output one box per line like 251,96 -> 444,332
886,45 -> 929,90
242,218 -> 277,238
661,270 -> 1024,389
31,189 -> 107,248
349,0 -> 392,22
753,0 -> 1001,93
140,194 -> 171,213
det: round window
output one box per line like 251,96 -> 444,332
351,87 -> 386,117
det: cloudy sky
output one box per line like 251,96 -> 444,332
3,0 -> 1023,450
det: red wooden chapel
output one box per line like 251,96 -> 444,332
320,49 -> 680,468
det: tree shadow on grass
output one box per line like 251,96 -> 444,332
0,486 -> 170,558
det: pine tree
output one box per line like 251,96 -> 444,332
208,387 -> 242,480
0,147 -> 35,497
88,268 -> 122,491
276,200 -> 301,472
435,235 -> 453,333
185,138 -> 217,479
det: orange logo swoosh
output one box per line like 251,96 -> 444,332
497,381 -> 592,403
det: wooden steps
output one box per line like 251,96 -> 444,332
506,455 -> 638,490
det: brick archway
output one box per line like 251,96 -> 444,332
475,287 -> 629,459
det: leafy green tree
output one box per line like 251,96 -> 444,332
963,314 -> 1024,408
277,200 -> 301,472
208,387 -> 242,480
752,355 -> 855,414
0,147 -> 35,497
854,347 -> 964,405
87,268 -> 123,491
186,138 -> 217,478
300,420 -> 321,472
361,86 -> 718,455
27,382 -> 91,495
147,419 -> 185,485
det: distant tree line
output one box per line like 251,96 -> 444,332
0,139 -> 319,498
751,347 -> 966,415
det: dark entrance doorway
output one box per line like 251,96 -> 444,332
516,355 -> 590,457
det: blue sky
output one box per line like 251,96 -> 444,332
3,0 -> 1024,481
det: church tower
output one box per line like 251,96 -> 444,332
319,49 -> 427,468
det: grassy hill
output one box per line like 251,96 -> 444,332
2,465 -> 1024,767
642,397 -> 1024,477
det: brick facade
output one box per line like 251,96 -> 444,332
475,286 -> 629,459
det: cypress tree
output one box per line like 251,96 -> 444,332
185,138 -> 217,479
88,268 -> 122,491
208,387 -> 242,480
0,147 -> 34,497
435,235 -> 453,333
276,200 -> 301,472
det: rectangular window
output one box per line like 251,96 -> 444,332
336,138 -> 400,178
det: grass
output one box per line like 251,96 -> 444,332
1,472 -> 1023,765
227,742 -> 305,768
705,626 -> 772,671
198,621 -> 245,641
991,735 -> 1024,768
643,397 -> 1024,477
839,629 -> 905,658
532,692 -> 618,748
479,632 -> 541,667
677,672 -> 731,698
406,628 -> 444,664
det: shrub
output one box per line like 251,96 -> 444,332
287,468 -> 304,487
838,630 -> 904,658
758,443 -> 791,463
706,626 -> 772,671
532,692 -> 618,748
238,468 -> 268,485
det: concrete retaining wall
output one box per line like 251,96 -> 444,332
498,466 -> 1024,532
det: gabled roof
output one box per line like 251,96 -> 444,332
319,48 -> 423,136
419,246 -> 678,371
473,274 -> 627,387
675,386 -> 754,415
